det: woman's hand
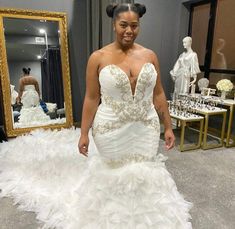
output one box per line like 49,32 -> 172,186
164,129 -> 175,150
78,135 -> 89,157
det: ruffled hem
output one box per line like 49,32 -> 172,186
0,128 -> 192,229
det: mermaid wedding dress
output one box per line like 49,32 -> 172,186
16,85 -> 50,127
0,63 -> 192,228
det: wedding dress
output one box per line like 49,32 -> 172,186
0,63 -> 192,228
170,52 -> 200,94
16,85 -> 50,126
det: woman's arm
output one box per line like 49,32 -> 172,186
151,51 -> 175,150
34,80 -> 40,97
78,52 -> 101,156
81,51 -> 101,136
16,78 -> 24,103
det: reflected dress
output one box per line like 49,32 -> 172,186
17,85 -> 50,126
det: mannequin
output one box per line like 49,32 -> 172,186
170,36 -> 201,95
198,78 -> 209,93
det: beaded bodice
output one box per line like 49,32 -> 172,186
92,63 -> 159,136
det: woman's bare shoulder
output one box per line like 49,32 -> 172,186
134,44 -> 159,62
134,43 -> 155,54
88,44 -> 115,67
89,45 -> 109,59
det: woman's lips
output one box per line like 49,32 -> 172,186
123,36 -> 133,41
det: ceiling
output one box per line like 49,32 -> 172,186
3,17 -> 60,61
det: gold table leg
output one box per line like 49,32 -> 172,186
225,105 -> 235,147
202,112 -> 226,150
202,114 -> 209,149
179,119 -> 204,152
179,120 -> 186,152
198,119 -> 204,148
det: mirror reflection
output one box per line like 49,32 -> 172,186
4,17 -> 66,129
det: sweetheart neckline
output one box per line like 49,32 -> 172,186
99,63 -> 155,98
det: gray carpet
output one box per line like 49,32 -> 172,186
0,134 -> 235,229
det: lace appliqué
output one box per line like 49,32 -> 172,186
104,153 -> 157,169
92,64 -> 159,136
93,97 -> 159,136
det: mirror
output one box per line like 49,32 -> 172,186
0,8 -> 73,137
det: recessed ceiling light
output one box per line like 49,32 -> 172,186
39,29 -> 46,34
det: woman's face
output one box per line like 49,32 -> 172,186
114,11 -> 140,47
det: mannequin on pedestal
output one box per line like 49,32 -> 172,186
170,36 -> 201,95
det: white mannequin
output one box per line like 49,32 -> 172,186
170,36 -> 201,95
198,78 -> 209,92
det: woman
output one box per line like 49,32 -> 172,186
17,67 -> 40,106
78,3 -> 192,228
15,67 -> 50,126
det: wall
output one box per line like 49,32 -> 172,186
136,0 -> 190,98
0,0 -> 190,123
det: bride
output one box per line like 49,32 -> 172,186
78,3 -> 192,229
0,3 -> 192,229
15,67 -> 50,126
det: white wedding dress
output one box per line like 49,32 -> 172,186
16,85 -> 50,127
170,52 -> 200,94
0,63 -> 192,228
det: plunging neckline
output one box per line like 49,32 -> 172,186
99,62 -> 154,99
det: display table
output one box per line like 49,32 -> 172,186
170,112 -> 204,152
193,106 -> 227,150
190,94 -> 235,147
209,98 -> 235,147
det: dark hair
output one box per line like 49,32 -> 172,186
22,67 -> 31,75
106,3 -> 146,20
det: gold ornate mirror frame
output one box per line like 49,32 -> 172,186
0,8 -> 73,137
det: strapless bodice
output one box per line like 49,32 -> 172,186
24,85 -> 36,91
92,63 -> 159,137
98,63 -> 157,103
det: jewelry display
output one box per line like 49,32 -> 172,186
168,94 -> 224,118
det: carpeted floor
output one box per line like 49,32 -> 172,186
0,129 -> 234,229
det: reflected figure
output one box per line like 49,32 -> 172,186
17,68 -> 40,107
170,36 -> 200,95
15,67 -> 50,126
213,38 -> 227,69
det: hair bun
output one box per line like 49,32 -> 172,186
106,4 -> 118,18
134,3 -> 146,18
